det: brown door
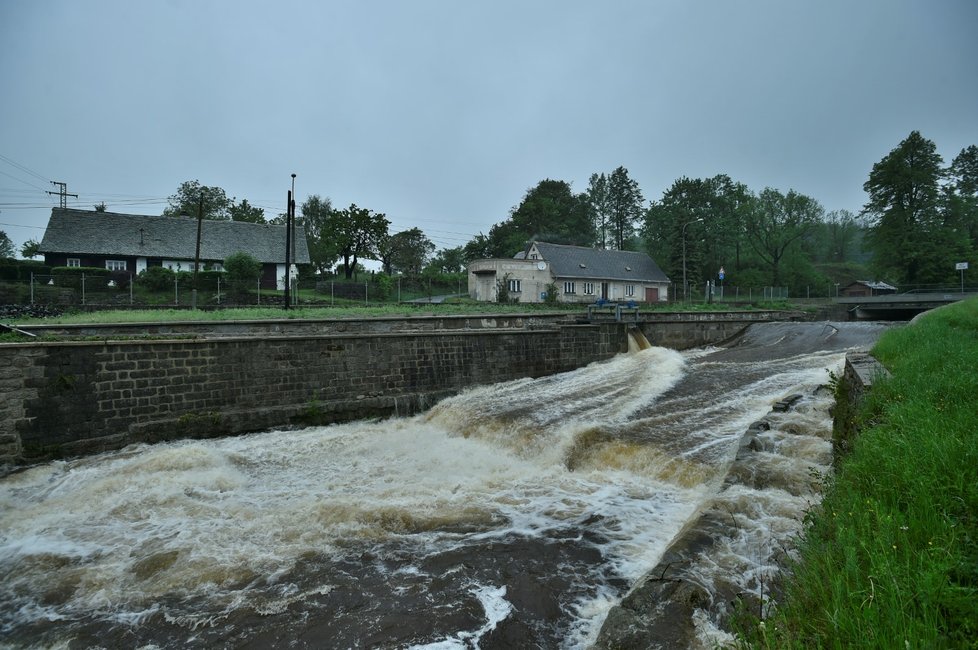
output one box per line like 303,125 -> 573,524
601,282 -> 609,300
645,287 -> 658,303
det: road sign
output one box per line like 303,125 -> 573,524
956,262 -> 969,271
718,267 -> 725,281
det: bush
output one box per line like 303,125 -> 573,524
136,266 -> 176,292
224,252 -> 261,295
50,266 -> 109,289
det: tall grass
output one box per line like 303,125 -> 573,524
748,298 -> 978,648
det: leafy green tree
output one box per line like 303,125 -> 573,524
606,166 -> 644,250
586,172 -> 612,248
644,177 -> 713,288
20,238 -> 41,259
378,227 -> 435,275
328,204 -> 390,279
299,195 -> 336,275
483,179 -> 596,257
0,230 -> 14,258
462,233 -> 494,261
228,199 -> 266,223
745,188 -> 824,286
819,209 -> 864,263
643,175 -> 750,290
163,180 -> 231,220
863,131 -> 948,284
223,251 -> 261,294
426,246 -> 467,273
947,144 -> 978,250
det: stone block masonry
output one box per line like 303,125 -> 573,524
0,324 -> 623,470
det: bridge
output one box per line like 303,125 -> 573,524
836,291 -> 978,320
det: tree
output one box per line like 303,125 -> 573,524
820,209 -> 863,263
606,167 -> 644,250
643,175 -> 750,289
0,230 -> 14,258
745,188 -> 824,286
20,238 -> 41,259
228,199 -> 266,223
327,204 -> 390,279
427,246 -> 467,273
223,251 -> 261,295
586,172 -> 612,248
863,131 -> 946,284
163,180 -> 231,220
300,195 -> 336,275
947,144 -> 978,250
483,179 -> 595,257
384,228 -> 435,275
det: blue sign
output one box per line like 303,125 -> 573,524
718,266 -> 726,281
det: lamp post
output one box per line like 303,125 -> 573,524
681,218 -> 704,303
284,173 -> 296,311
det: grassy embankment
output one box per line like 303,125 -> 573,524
746,298 -> 978,648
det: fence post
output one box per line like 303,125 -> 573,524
174,275 -> 178,306
365,282 -> 368,306
82,273 -> 86,306
30,272 -> 34,305
331,281 -> 334,306
217,275 -> 221,304
130,273 -> 134,305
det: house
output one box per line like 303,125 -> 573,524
468,241 -> 670,304
840,280 -> 898,297
38,208 -> 309,290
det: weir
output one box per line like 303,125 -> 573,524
0,320 -> 889,649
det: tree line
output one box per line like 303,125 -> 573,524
10,130 -> 971,295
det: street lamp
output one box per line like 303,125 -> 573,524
284,173 -> 296,311
682,218 -> 704,303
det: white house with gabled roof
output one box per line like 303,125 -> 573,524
468,241 -> 671,304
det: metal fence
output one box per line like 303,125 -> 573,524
9,272 -> 469,309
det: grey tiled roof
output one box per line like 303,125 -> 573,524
526,242 -> 670,282
39,208 -> 310,264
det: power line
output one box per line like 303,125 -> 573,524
0,153 -> 50,184
0,169 -> 52,194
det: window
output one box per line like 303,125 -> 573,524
563,281 -> 576,294
105,260 -> 127,271
507,278 -> 522,293
583,282 -> 595,295
625,285 -> 635,297
66,258 -> 80,267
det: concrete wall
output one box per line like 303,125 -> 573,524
0,324 -> 623,471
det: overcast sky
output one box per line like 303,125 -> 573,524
1,0 -> 976,257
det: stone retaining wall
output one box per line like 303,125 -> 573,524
0,325 -> 621,471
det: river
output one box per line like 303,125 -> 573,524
0,321 -> 888,649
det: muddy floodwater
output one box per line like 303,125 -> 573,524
0,321 -> 888,648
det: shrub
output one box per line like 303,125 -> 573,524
223,252 -> 261,295
136,266 -> 176,292
50,266 -> 109,289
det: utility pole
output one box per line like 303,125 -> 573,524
47,181 -> 78,209
284,174 -> 296,310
